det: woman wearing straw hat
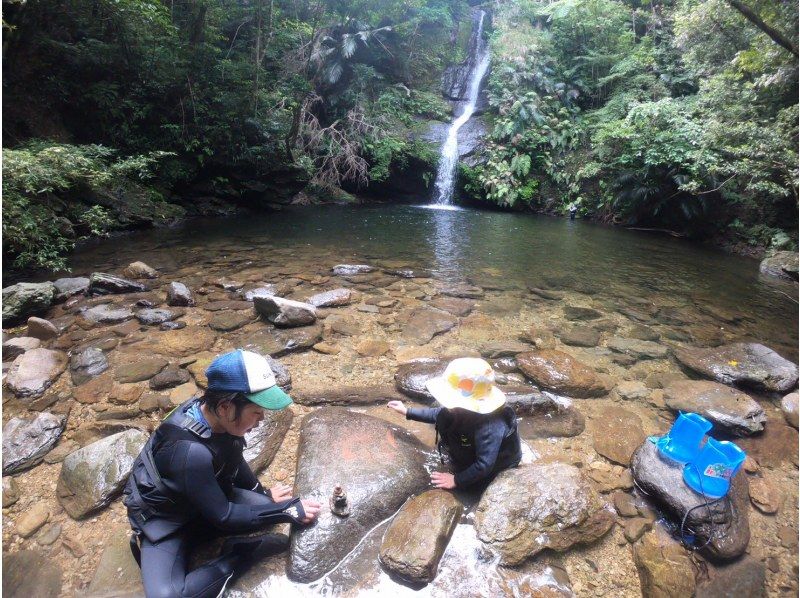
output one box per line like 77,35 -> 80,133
388,357 -> 522,489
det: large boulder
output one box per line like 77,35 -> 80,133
5,348 -> 68,398
663,380 -> 766,436
379,489 -> 463,583
57,429 -> 149,519
88,272 -> 146,295
2,550 -> 63,597
307,288 -> 354,308
517,350 -> 612,398
630,440 -> 750,561
759,251 -> 798,281
254,296 -> 316,327
2,412 -> 65,474
606,337 -> 669,360
398,308 -> 458,344
70,347 -> 109,386
474,463 -> 614,565
394,358 -> 448,401
674,343 -> 798,393
632,526 -> 697,598
288,408 -> 431,582
242,408 -> 294,474
2,282 -> 56,325
512,390 -> 586,438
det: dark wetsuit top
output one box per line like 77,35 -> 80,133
406,405 -> 522,487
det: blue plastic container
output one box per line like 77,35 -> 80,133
655,412 -> 713,463
683,438 -> 747,499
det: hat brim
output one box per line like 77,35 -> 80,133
425,376 -> 506,414
246,385 -> 293,410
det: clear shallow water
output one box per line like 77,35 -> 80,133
65,204 -> 798,360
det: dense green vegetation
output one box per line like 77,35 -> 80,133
2,0 -> 797,271
470,0 -> 797,251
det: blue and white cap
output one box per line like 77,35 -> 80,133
205,349 -> 292,410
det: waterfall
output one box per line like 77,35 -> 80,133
432,10 -> 491,205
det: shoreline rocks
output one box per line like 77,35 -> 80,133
2,412 -> 66,474
663,380 -> 766,436
254,295 -> 317,327
5,348 -> 68,398
517,350 -> 612,398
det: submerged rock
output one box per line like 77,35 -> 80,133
607,337 -> 669,360
2,412 -> 65,474
695,556 -> 766,598
633,525 -> 696,598
394,358 -> 448,401
69,347 -> 109,386
429,296 -> 475,317
289,408 -> 430,582
563,305 -> 603,321
591,406 -> 646,466
759,251 -> 798,281
307,288 -> 354,308
379,489 -> 463,583
560,326 -> 601,347
780,392 -> 798,429
438,282 -> 484,299
2,282 -> 56,325
332,264 -> 375,275
674,343 -> 798,393
398,308 -> 458,345
81,304 -> 135,325
512,390 -> 586,438
243,408 -> 294,474
114,357 -> 169,383
475,463 -> 614,565
663,380 -> 766,436
630,440 -> 750,561
122,261 -> 158,279
136,308 -> 182,325
167,282 -> 195,306
208,311 -> 253,331
517,349 -> 612,398
254,295 -> 317,327
2,550 -> 62,597
88,272 -> 146,295
5,348 -> 68,398
240,323 -> 323,357
57,429 -> 149,519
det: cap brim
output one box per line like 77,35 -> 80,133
246,385 -> 293,410
425,376 -> 506,414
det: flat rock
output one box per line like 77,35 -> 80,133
627,324 -> 660,342
240,323 -> 322,357
202,300 -> 252,311
293,385 -> 404,407
138,327 -> 216,357
89,272 -> 146,295
591,406 -> 646,465
631,440 -> 750,561
5,348 -> 68,398
479,341 -> 531,358
737,419 -> 799,467
307,288 -> 354,308
633,525 -> 696,598
44,439 -> 80,464
560,326 -> 601,347
122,261 -> 158,279
429,296 -> 475,317
513,390 -> 586,438
781,392 -> 798,428
749,476 -> 781,514
332,264 -> 375,275
149,367 -> 191,390
438,282 -> 484,299
563,305 -> 603,320
398,307 -> 457,344
695,556 -> 766,598
394,358 -> 448,401
2,282 -> 56,324
114,357 -> 169,383
617,380 -> 650,401
517,350 -> 612,398
2,412 -> 65,474
82,303 -> 135,325
70,347 -> 109,385
323,313 -> 362,337
27,316 -> 59,340
73,372 -> 113,403
57,429 -> 149,519
254,295 -> 316,327
84,527 -> 145,598
169,381 -> 199,406
53,277 -> 90,301
355,339 -> 390,357
243,408 -> 294,474
166,282 -> 195,306
607,337 -> 669,360
529,287 -> 563,300
2,550 -> 62,597
674,343 -> 798,393
475,463 -> 614,565
663,380 -> 766,436
208,311 -> 253,331
289,408 -> 430,582
136,308 -> 182,325
2,336 -> 42,361
759,251 -> 799,281
379,489 -> 463,583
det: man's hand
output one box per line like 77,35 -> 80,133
300,499 -> 322,524
269,483 -> 293,502
431,472 -> 456,489
387,400 -> 408,416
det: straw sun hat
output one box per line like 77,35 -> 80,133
425,357 -> 506,414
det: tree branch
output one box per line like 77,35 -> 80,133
725,0 -> 798,57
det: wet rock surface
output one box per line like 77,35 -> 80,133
167,281 -> 195,306
759,251 -> 799,281
512,390 -> 586,438
398,307 -> 458,344
475,463 -> 614,565
53,277 -> 90,301
394,358 -> 448,401
307,288 -> 354,308
781,391 -> 798,428
5,348 -> 68,398
379,489 -> 463,583
2,550 -> 63,596
591,406 -> 646,465
663,380 -> 766,436
243,408 -> 294,473
69,347 -> 109,386
81,303 -> 135,325
136,308 -> 182,325
632,525 -> 696,598
695,555 -> 766,598
289,408 -> 431,582
57,429 -> 149,519
89,272 -> 146,295
631,440 -> 750,561
607,337 -> 669,360
84,528 -> 144,598
254,295 -> 317,327
113,357 -> 169,383
2,412 -> 65,474
2,281 -> 56,324
240,323 -> 323,357
560,326 -> 601,347
517,349 -> 612,398
674,343 -> 798,393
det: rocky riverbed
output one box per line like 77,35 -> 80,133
2,248 -> 798,597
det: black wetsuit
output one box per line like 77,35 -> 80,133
406,405 -> 522,487
123,399 -> 305,598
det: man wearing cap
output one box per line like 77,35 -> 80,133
124,349 -> 321,598
388,357 -> 522,489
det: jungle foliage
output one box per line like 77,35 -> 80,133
472,0 -> 798,249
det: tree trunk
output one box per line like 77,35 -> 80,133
725,0 -> 798,56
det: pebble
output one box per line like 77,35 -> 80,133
36,523 -> 62,546
16,503 -> 50,537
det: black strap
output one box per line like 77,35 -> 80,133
129,533 -> 142,569
181,415 -> 212,439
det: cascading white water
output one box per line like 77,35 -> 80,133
433,10 -> 491,205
